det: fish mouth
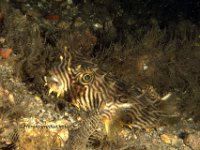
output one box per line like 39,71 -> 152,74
44,76 -> 65,98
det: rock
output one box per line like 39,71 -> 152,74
160,133 -> 183,147
0,48 -> 12,59
184,133 -> 200,150
0,37 -> 5,44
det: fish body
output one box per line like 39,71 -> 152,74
44,50 -> 169,135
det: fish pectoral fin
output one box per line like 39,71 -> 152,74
72,100 -> 81,110
103,118 -> 111,135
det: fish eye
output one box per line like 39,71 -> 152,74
80,72 -> 94,84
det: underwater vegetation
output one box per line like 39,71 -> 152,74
0,0 -> 200,149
